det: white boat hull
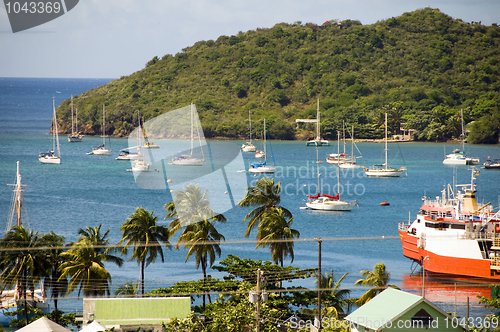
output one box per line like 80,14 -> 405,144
132,161 -> 150,172
68,135 -> 82,142
92,148 -> 111,155
242,144 -> 256,152
171,157 -> 204,166
339,162 -> 361,169
364,167 -> 405,177
249,166 -> 275,173
39,156 -> 60,164
116,153 -> 138,160
306,200 -> 356,211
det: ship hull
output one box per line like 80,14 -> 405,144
399,229 -> 500,281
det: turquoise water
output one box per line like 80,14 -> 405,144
1,78 -> 500,319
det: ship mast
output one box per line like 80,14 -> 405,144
7,161 -> 27,231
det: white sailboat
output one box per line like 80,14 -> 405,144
241,110 -> 256,152
68,95 -> 83,142
298,98 -> 329,147
326,120 -> 349,164
443,109 -> 479,165
89,105 -> 111,155
171,103 -> 204,166
249,118 -> 275,173
131,112 -> 150,172
1,162 -> 50,324
39,98 -> 61,164
363,113 -> 407,177
304,132 -> 357,211
339,125 -> 362,169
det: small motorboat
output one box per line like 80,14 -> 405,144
484,157 -> 500,169
380,200 -> 390,206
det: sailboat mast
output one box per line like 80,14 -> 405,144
337,131 -> 340,197
343,120 -> 346,155
385,113 -> 388,170
103,105 -> 106,145
263,119 -> 267,162
71,95 -> 74,134
316,98 -> 320,140
316,147 -> 320,193
351,125 -> 354,159
460,108 -> 465,151
54,98 -> 60,158
15,161 -> 22,227
191,103 -> 194,156
249,110 -> 252,144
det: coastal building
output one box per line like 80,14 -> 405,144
344,288 -> 467,332
82,297 -> 191,332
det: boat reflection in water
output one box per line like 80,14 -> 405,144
401,274 -> 491,317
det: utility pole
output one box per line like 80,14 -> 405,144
315,237 -> 322,331
256,268 -> 262,332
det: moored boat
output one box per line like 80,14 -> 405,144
484,157 -> 500,169
398,168 -> 500,280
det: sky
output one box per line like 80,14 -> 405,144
0,0 -> 499,79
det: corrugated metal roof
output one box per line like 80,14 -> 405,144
345,288 -> 422,330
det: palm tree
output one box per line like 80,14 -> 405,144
177,217 -> 225,308
0,226 -> 49,325
59,239 -> 112,297
318,271 -> 354,319
165,183 -> 224,233
115,281 -> 139,297
165,184 -> 226,308
39,232 -> 68,324
354,262 -> 399,305
238,178 -> 292,237
255,207 -> 299,267
76,224 -> 124,267
119,207 -> 171,295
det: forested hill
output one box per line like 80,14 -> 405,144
57,8 -> 500,143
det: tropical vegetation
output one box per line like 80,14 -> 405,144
54,8 -> 500,144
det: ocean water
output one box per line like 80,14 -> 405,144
1,78 -> 500,319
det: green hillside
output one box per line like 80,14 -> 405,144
57,8 -> 500,143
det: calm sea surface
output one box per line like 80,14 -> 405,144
1,77 -> 500,319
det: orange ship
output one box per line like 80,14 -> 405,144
398,169 -> 500,280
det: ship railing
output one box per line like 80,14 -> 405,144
398,221 -> 411,231
460,231 -> 495,240
490,256 -> 500,269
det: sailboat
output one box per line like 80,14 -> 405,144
88,105 -> 111,155
170,103 -> 204,166
339,125 -> 362,169
131,112 -> 150,172
249,119 -> 275,173
302,98 -> 329,146
443,109 -> 479,165
67,95 -> 83,142
363,113 -> 407,177
304,132 -> 357,211
39,98 -> 61,164
326,120 -> 349,164
1,162 -> 50,324
241,110 -> 256,152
